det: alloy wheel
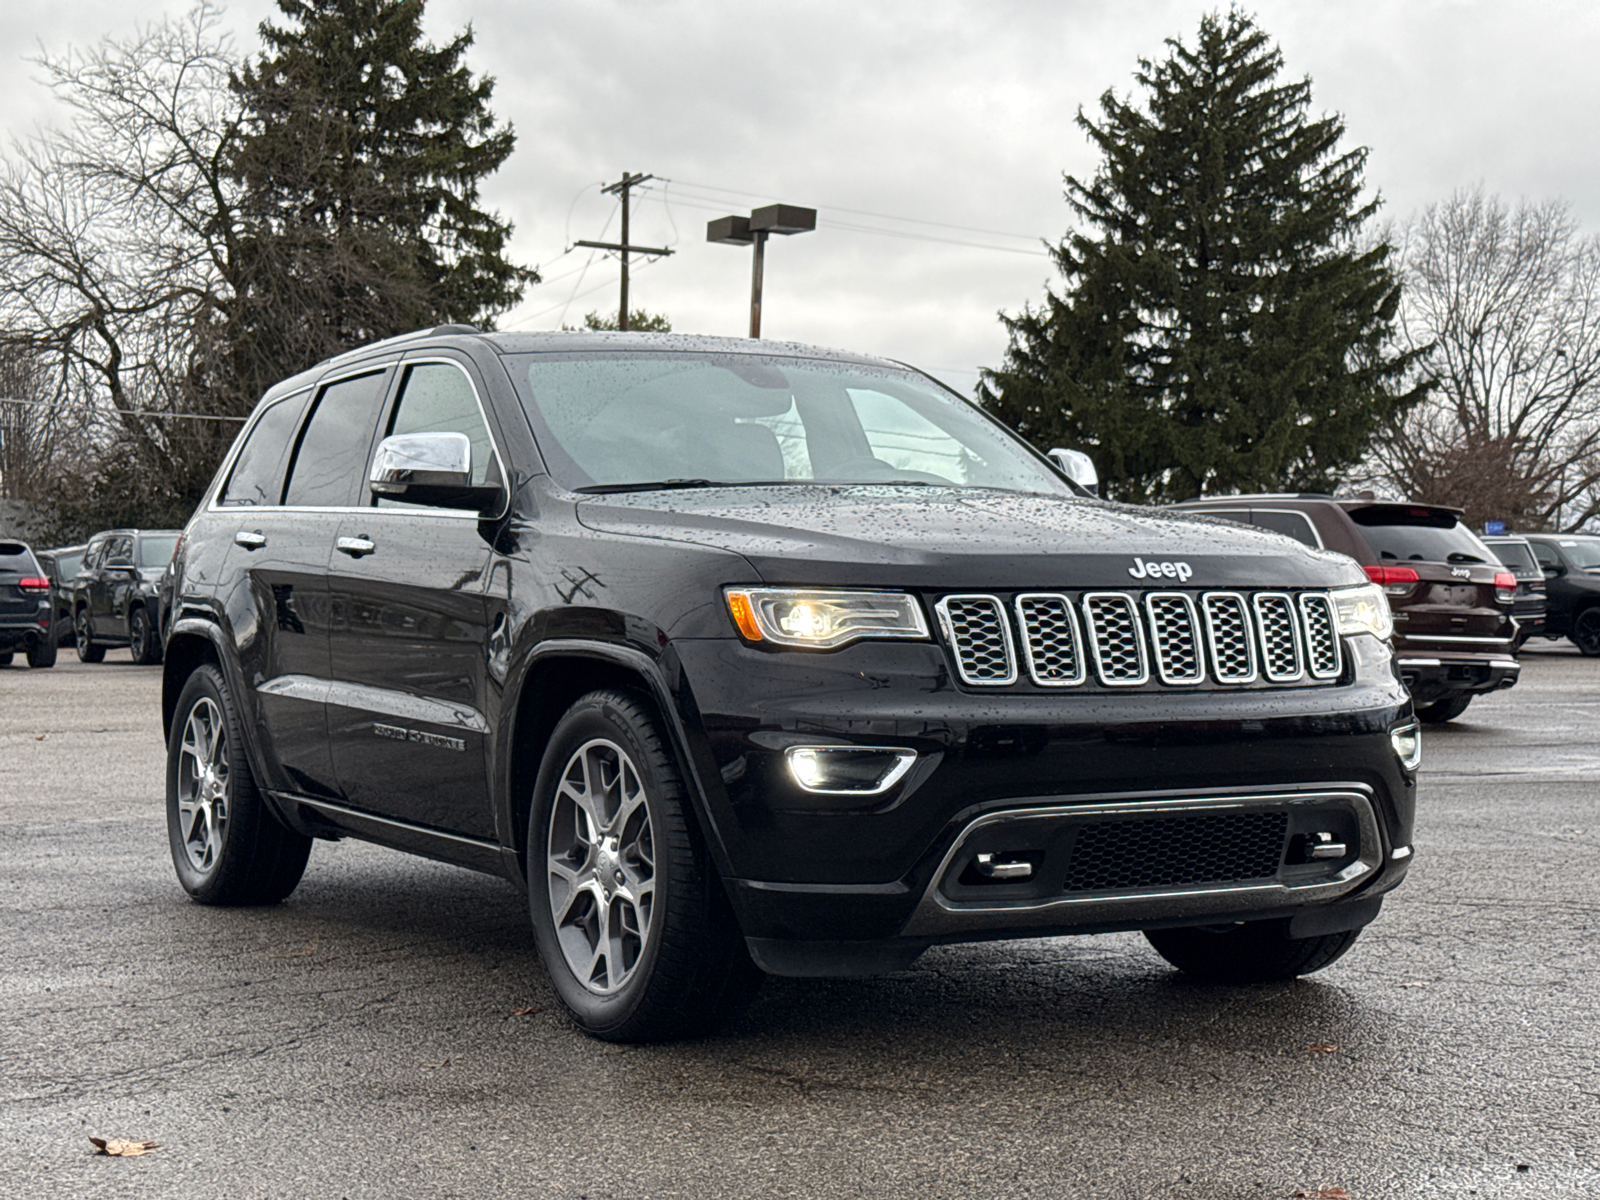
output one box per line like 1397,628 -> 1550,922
1574,608 -> 1600,656
545,737 -> 657,995
175,697 -> 230,873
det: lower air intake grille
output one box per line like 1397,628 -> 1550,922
1062,810 -> 1289,892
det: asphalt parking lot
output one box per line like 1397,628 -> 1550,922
2,647 -> 1597,1199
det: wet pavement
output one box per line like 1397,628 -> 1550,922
1,646 -> 1596,1198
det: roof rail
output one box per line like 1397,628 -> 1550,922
316,323 -> 483,371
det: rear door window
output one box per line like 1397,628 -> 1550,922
1486,540 -> 1537,572
283,371 -> 391,509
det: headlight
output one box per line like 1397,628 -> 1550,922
1331,582 -> 1393,641
724,588 -> 929,649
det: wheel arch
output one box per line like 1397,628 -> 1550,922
501,641 -> 727,888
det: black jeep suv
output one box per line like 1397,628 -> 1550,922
72,528 -> 182,664
0,540 -> 56,668
161,329 -> 1417,1041
1521,532 -> 1600,654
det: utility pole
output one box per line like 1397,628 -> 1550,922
574,171 -> 674,331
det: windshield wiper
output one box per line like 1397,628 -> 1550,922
574,478 -> 722,494
1447,552 -> 1487,564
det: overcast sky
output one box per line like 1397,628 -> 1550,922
4,0 -> 1598,393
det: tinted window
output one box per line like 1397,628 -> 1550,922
0,542 -> 38,572
137,535 -> 180,568
1485,539 -> 1537,573
510,353 -> 1071,495
1530,540 -> 1560,569
221,390 -> 313,507
1251,510 -> 1321,548
375,363 -> 496,508
283,371 -> 389,508
1350,513 -> 1494,564
105,536 -> 134,565
1552,538 -> 1600,569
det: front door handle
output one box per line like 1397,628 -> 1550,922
336,535 -> 376,558
234,530 -> 267,550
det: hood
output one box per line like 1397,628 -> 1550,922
575,485 -> 1368,591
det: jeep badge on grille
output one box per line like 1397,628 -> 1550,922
1128,557 -> 1193,582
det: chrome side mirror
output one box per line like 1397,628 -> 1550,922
1047,447 -> 1100,496
369,431 -> 500,511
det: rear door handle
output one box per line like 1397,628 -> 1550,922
234,530 -> 267,550
336,536 -> 376,558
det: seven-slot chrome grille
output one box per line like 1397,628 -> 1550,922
935,590 -> 1343,689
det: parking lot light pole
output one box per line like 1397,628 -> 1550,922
706,204 -> 816,338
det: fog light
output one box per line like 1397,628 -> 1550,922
785,746 -> 917,795
1390,721 -> 1422,771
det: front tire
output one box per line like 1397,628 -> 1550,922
527,690 -> 760,1042
130,607 -> 162,665
167,664 -> 311,905
1145,920 -> 1363,983
1416,693 -> 1471,723
1570,606 -> 1600,656
75,609 -> 105,663
27,636 -> 57,668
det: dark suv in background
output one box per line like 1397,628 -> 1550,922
1171,495 -> 1518,722
1521,533 -> 1600,655
37,544 -> 85,647
161,328 -> 1417,1042
0,540 -> 56,668
72,528 -> 182,664
1480,534 -> 1547,648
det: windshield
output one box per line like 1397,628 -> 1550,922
1554,537 -> 1600,569
137,535 -> 179,569
506,352 -> 1072,496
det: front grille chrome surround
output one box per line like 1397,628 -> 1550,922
935,594 -> 1018,686
1143,591 -> 1204,686
1082,592 -> 1150,686
1299,593 -> 1342,680
935,588 -> 1346,690
1201,592 -> 1258,684
1014,593 -> 1087,687
1253,592 -> 1305,683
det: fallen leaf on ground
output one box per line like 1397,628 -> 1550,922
1294,1189 -> 1351,1199
90,1137 -> 159,1157
1399,981 -> 1430,988
510,1006 -> 544,1017
1307,1043 -> 1340,1053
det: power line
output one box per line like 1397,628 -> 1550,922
0,397 -> 246,423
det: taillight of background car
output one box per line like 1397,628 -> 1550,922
1494,571 -> 1517,602
1364,564 -> 1419,597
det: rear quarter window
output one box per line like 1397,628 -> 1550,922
0,542 -> 39,572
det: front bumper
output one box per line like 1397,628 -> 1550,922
670,634 -> 1416,973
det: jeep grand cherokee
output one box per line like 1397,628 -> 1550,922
161,329 -> 1417,1041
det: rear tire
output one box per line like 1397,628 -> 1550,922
167,664 -> 312,905
27,637 -> 57,668
1145,920 -> 1363,983
75,609 -> 105,663
130,608 -> 162,665
527,689 -> 761,1042
1416,693 -> 1471,723
1570,606 -> 1600,656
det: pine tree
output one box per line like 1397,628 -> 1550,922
207,0 -> 537,412
981,10 -> 1425,504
